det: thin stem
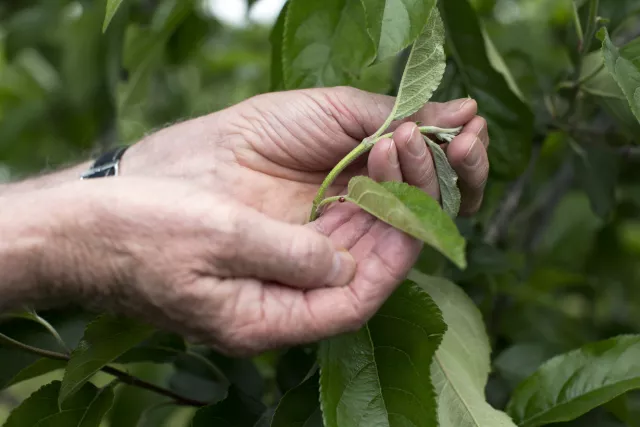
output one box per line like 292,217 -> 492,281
572,1 -> 584,48
308,125 -> 462,221
309,141 -> 375,221
30,311 -> 71,354
0,332 -> 207,407
316,196 -> 353,213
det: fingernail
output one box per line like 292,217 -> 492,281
450,98 -> 472,112
464,138 -> 482,167
406,127 -> 425,156
387,140 -> 399,166
327,249 -> 356,287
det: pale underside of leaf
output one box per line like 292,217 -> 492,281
424,136 -> 461,217
392,7 -> 446,121
370,6 -> 446,137
346,176 -> 466,268
408,270 -> 518,427
362,0 -> 437,62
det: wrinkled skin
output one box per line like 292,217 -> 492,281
3,87 -> 489,356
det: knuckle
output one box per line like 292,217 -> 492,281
468,163 -> 490,191
414,162 -> 438,188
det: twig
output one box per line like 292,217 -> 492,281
523,159 -> 575,253
484,144 -> 541,245
0,332 -> 207,407
618,146 -> 640,159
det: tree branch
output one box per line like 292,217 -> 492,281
484,144 -> 541,245
0,332 -> 207,407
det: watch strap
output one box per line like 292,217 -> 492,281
80,146 -> 129,180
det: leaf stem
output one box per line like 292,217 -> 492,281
316,196 -> 354,212
29,310 -> 71,354
0,332 -> 207,407
308,125 -> 462,221
309,140 -> 375,221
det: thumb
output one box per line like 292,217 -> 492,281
224,208 -> 356,289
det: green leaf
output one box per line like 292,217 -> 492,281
5,358 -> 67,388
116,331 -> 186,365
408,270 -> 518,427
271,371 -> 322,427
269,2 -> 288,91
424,136 -> 461,217
77,385 -> 116,427
104,0 -> 127,33
362,0 -> 437,62
4,381 -> 112,427
507,335 -> 640,427
441,0 -> 534,178
60,316 -> 155,404
375,7 -> 445,135
282,0 -> 374,88
599,28 -> 640,124
572,142 -> 620,219
118,0 -> 193,109
346,176 -> 466,268
319,281 -> 447,427
190,386 -> 266,427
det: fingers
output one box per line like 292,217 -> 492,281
412,98 -> 478,129
227,208 -> 357,289
393,122 -> 440,200
317,86 -> 478,140
255,221 -> 422,352
446,116 -> 490,215
367,138 -> 403,182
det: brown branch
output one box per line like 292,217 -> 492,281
0,332 -> 207,407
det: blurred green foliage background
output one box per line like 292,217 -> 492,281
3,0 -> 640,425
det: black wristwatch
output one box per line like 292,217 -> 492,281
80,146 -> 130,180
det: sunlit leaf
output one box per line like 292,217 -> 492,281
103,0 -> 127,33
425,136 -> 461,217
441,0 -> 534,178
282,0 -> 374,89
60,316 -> 155,404
408,270 -> 518,427
319,281 -> 446,427
599,29 -> 640,124
507,335 -> 640,427
346,176 -> 466,268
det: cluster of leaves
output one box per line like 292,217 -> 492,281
3,0 -> 640,426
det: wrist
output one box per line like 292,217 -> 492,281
0,162 -> 92,197
0,191 -> 55,310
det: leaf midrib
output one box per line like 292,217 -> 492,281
434,352 -> 482,427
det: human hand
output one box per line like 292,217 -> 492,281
122,87 -> 489,224
7,178 -> 421,356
